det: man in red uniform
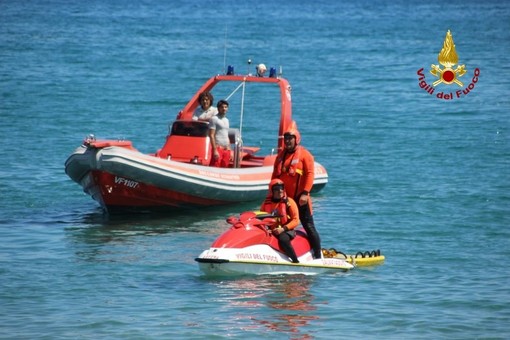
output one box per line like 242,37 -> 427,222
271,122 -> 322,259
260,179 -> 300,263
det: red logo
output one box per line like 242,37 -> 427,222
417,30 -> 479,100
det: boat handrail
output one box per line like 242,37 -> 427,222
228,128 -> 242,168
224,81 -> 246,146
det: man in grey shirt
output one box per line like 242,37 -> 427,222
209,99 -> 231,167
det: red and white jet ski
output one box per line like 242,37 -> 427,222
195,211 -> 355,276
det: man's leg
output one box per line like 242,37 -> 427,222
299,204 -> 322,259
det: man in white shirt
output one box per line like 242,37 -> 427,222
192,91 -> 218,121
209,100 -> 230,167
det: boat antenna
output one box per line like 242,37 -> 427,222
239,81 -> 246,138
278,54 -> 283,77
223,25 -> 228,74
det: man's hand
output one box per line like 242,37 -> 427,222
272,226 -> 285,236
298,193 -> 309,206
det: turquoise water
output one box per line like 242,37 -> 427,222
1,0 -> 509,338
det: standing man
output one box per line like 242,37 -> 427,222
271,122 -> 322,259
209,100 -> 231,167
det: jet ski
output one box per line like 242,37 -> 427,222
195,211 -> 383,276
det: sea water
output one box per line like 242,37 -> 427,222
1,0 -> 509,338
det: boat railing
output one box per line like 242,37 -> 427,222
228,128 -> 242,168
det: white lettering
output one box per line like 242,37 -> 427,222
198,170 -> 240,180
114,176 -> 139,189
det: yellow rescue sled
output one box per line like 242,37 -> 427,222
322,248 -> 385,267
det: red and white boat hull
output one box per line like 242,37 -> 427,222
65,144 -> 328,211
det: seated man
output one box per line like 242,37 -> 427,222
260,179 -> 300,263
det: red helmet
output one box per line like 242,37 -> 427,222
269,178 -> 285,194
283,121 -> 301,144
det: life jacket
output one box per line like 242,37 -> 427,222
260,198 -> 291,226
274,145 -> 303,178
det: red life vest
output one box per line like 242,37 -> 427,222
260,199 -> 291,226
274,145 -> 303,177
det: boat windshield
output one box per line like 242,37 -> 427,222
171,120 -> 209,137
